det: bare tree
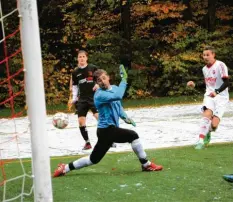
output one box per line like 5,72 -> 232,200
202,0 -> 217,32
207,0 -> 217,32
183,0 -> 193,20
120,0 -> 131,69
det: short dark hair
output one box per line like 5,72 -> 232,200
93,69 -> 108,81
203,46 -> 216,54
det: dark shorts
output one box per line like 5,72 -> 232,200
75,98 -> 98,117
90,126 -> 139,164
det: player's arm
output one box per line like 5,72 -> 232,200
210,63 -> 229,97
68,75 -> 73,111
119,106 -> 136,127
95,82 -> 127,103
215,62 -> 229,94
95,64 -> 128,103
93,84 -> 99,91
71,71 -> 79,103
215,77 -> 229,94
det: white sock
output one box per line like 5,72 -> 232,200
199,117 -> 211,137
199,138 -> 204,144
72,156 -> 93,169
142,161 -> 151,168
65,164 -> 70,173
131,139 -> 147,159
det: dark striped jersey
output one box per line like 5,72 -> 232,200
72,64 -> 98,99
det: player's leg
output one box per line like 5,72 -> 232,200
76,101 -> 92,150
53,155 -> 93,177
195,109 -> 213,149
205,96 -> 229,145
203,115 -> 220,146
53,129 -> 112,177
195,96 -> 214,149
111,127 -> 163,171
211,95 -> 229,131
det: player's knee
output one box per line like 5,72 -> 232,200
90,156 -> 101,164
212,116 -> 220,130
211,125 -> 218,131
129,130 -> 139,143
90,152 -> 104,164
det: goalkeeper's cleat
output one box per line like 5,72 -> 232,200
142,162 -> 163,172
53,163 -> 66,178
195,142 -> 205,150
82,142 -> 92,150
204,132 -> 211,145
223,174 -> 233,183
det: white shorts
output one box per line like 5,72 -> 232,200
202,95 -> 229,119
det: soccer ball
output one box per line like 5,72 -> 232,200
52,112 -> 69,129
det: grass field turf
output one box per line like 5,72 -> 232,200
1,143 -> 233,202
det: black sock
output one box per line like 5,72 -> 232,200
69,162 -> 75,171
79,126 -> 89,142
139,158 -> 148,164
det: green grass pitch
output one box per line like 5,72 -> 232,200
1,143 -> 233,202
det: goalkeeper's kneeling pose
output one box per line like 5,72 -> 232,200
53,65 -> 163,177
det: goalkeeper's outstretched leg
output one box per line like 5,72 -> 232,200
53,65 -> 163,178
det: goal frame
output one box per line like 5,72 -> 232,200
18,0 -> 53,201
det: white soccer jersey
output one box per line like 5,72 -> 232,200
202,60 -> 229,97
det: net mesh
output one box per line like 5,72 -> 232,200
0,0 -> 34,201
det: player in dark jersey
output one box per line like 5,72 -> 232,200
70,50 -> 99,150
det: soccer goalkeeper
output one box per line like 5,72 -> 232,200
53,65 -> 163,177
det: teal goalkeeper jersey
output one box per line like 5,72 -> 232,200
94,81 -> 127,128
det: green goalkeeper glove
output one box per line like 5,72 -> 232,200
123,117 -> 136,127
119,64 -> 128,82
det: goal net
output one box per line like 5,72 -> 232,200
0,0 -> 52,201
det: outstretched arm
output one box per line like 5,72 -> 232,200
119,106 -> 136,127
95,64 -> 128,103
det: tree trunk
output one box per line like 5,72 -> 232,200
207,0 -> 217,32
120,0 -> 131,69
183,0 -> 192,21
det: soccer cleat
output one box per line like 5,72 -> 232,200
142,162 -> 163,172
82,142 -> 92,150
204,132 -> 211,145
53,163 -> 66,178
195,142 -> 205,150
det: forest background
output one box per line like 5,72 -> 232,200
0,0 -> 233,107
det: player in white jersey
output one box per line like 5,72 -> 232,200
187,46 -> 229,149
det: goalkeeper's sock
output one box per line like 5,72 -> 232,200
69,156 -> 93,170
79,126 -> 89,141
65,164 -> 70,173
131,138 -> 147,161
142,161 -> 151,167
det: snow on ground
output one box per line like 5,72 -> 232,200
0,102 -> 233,159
